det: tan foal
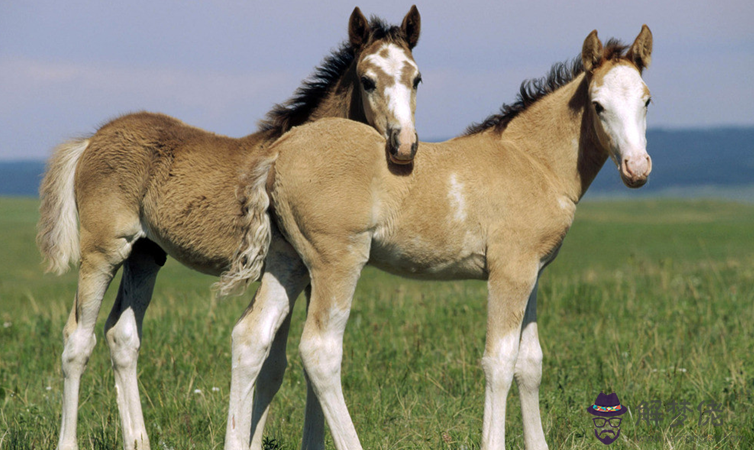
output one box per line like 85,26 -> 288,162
37,7 -> 423,450
223,26 -> 653,449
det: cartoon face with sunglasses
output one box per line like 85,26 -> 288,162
588,392 -> 627,445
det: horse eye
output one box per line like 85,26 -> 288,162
413,75 -> 422,90
592,101 -> 605,114
361,76 -> 376,92
645,98 -> 652,108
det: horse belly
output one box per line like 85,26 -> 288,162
369,234 -> 487,280
141,174 -> 244,276
145,228 -> 237,276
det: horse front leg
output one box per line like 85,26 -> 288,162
481,256 -> 539,450
300,285 -> 326,450
514,279 -> 548,450
298,241 -> 369,450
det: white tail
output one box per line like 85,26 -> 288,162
37,139 -> 89,275
213,154 -> 278,298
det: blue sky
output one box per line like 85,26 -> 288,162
1,0 -> 752,159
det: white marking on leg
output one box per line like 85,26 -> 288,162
250,314 -> 292,449
107,307 -> 150,450
105,245 -> 161,450
481,268 -> 539,450
515,283 -> 548,450
225,238 -> 308,450
59,259 -> 119,450
299,304 -> 361,450
481,328 -> 519,449
59,327 -> 98,450
225,284 -> 290,449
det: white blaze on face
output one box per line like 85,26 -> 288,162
363,43 -> 418,137
448,173 -> 467,222
591,64 -> 651,180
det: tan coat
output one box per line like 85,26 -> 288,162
228,26 -> 654,450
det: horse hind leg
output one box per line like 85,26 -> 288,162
257,286 -> 327,450
301,359 -> 327,450
248,311 -> 293,449
57,226 -> 143,450
104,239 -> 166,450
225,231 -> 309,450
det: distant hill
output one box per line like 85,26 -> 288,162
0,161 -> 44,197
587,127 -> 754,197
2,128 -> 753,198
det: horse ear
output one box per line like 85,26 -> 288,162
401,5 -> 421,49
582,30 -> 603,73
627,24 -> 652,72
349,7 -> 371,50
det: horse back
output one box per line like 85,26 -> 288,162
75,111 -> 264,274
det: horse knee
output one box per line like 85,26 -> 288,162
105,311 -> 140,370
62,329 -> 97,377
299,333 -> 342,389
481,350 -> 518,392
231,309 -> 288,371
515,352 -> 543,390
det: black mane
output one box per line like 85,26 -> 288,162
257,17 -> 407,136
465,39 -> 628,135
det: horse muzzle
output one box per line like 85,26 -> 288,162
387,127 -> 418,164
619,154 -> 652,188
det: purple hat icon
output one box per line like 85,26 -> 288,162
588,392 -> 627,417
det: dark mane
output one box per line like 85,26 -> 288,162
465,39 -> 628,136
257,17 -> 407,137
364,16 -> 410,44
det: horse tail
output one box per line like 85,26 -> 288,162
37,138 -> 89,275
213,153 -> 278,298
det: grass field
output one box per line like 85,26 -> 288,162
1,197 -> 752,449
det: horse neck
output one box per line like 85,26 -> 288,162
309,63 -> 367,124
241,62 -> 365,146
500,73 -> 608,202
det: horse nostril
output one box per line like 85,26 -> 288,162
623,158 -> 633,176
389,128 -> 401,150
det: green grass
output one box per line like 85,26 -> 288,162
1,197 -> 753,449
